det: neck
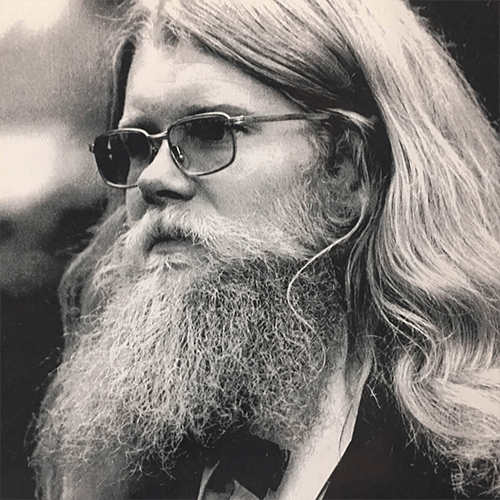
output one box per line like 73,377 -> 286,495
269,364 -> 368,500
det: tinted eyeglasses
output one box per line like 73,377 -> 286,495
90,111 -> 337,189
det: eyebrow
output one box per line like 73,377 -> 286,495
119,103 -> 254,129
180,103 -> 254,118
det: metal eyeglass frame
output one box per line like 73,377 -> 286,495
90,111 -> 341,189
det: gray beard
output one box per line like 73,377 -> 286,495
35,254 -> 348,491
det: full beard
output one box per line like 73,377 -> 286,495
33,175 -> 355,493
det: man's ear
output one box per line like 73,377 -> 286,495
320,124 -> 369,225
321,118 -> 391,228
319,155 -> 369,227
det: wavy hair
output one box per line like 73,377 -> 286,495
57,0 -> 500,495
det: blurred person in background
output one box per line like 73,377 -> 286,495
6,0 -> 499,498
0,0 -> 111,296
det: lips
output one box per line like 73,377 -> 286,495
146,226 -> 200,255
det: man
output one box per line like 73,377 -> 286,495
32,0 -> 500,498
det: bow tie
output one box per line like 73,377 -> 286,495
199,430 -> 290,499
130,430 -> 289,499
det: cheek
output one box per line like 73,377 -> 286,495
209,134 -> 314,215
237,130 -> 314,180
207,168 -> 301,220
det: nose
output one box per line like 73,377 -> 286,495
136,144 -> 196,206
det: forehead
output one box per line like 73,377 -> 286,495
121,40 -> 301,122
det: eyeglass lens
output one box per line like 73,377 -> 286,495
93,115 -> 236,187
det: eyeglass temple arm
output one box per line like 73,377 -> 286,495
230,113 -> 331,125
231,109 -> 377,129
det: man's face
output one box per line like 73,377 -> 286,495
122,41 -> 318,258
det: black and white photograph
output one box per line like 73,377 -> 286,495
1,1 -> 499,499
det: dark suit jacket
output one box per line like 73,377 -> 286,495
129,387 -> 477,499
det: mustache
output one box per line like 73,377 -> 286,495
143,218 -> 201,251
123,207 -> 312,262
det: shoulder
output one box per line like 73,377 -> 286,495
324,388 -> 472,499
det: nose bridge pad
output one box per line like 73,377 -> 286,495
149,138 -> 162,164
148,139 -> 186,171
171,145 -> 187,167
